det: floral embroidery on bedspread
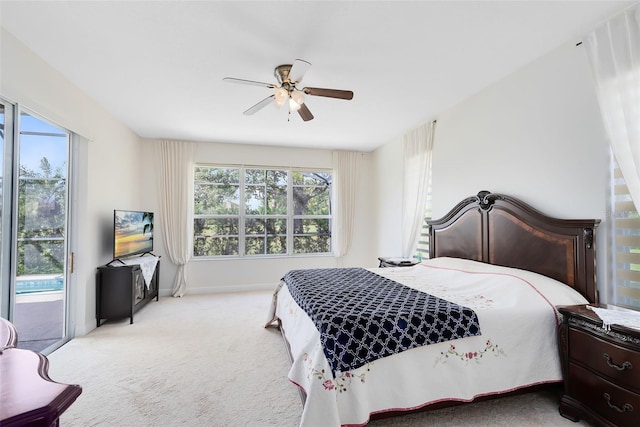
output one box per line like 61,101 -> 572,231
303,353 -> 370,393
434,339 -> 506,366
283,293 -> 299,318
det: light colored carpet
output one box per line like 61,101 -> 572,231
46,291 -> 594,426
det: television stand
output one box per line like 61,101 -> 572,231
96,256 -> 160,327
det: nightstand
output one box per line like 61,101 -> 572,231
557,304 -> 640,427
377,257 -> 419,268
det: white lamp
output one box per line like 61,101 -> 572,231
274,88 -> 288,107
289,90 -> 305,111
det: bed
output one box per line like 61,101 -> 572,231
266,191 -> 600,426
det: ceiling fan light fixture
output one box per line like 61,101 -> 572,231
289,90 -> 305,111
224,59 -> 353,121
274,88 -> 288,107
289,98 -> 301,111
291,90 -> 304,104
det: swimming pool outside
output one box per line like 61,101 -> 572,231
16,274 -> 64,294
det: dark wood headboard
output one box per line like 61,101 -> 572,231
427,191 -> 601,303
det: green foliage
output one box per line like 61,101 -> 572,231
195,167 -> 239,184
244,218 -> 287,255
17,157 -> 66,275
194,167 -> 241,215
293,219 -> 331,253
193,236 -> 239,256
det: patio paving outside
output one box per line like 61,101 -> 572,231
13,291 -> 63,353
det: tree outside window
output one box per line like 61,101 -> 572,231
18,157 -> 66,275
193,166 -> 332,257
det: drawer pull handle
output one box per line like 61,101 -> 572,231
603,353 -> 632,371
603,393 -> 634,413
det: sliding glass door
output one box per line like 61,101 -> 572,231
0,102 -> 11,323
0,99 -> 74,354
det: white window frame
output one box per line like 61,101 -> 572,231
193,164 -> 332,258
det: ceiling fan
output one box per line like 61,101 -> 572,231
223,59 -> 354,122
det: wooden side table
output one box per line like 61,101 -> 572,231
1,316 -> 18,349
557,304 -> 640,427
0,317 -> 82,426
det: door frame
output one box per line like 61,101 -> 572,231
0,98 -> 77,354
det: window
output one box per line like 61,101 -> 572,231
193,165 -> 332,257
610,153 -> 640,310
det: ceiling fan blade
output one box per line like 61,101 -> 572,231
297,103 -> 314,122
243,95 -> 275,115
223,77 -> 276,89
303,87 -> 354,100
288,59 -> 311,84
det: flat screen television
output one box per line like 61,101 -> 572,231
113,210 -> 154,259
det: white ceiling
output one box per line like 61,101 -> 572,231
0,1 -> 634,151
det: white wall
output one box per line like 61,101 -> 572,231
432,41 -> 608,220
141,140 -> 377,295
374,40 -> 610,298
372,135 -> 405,258
1,29 -> 145,335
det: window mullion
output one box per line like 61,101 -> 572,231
264,178 -> 269,255
239,168 -> 246,257
287,171 -> 293,256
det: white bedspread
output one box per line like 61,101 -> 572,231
268,257 -> 590,426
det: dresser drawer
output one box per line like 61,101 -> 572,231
569,327 -> 640,392
568,363 -> 639,427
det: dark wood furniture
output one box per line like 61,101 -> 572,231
274,191 -> 601,424
96,257 -> 159,327
428,190 -> 600,303
368,190 -> 600,419
1,317 -> 82,426
377,257 -> 419,267
558,304 -> 640,427
1,315 -> 18,348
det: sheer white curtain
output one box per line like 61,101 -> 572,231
155,140 -> 195,297
402,121 -> 435,259
332,151 -> 360,260
585,5 -> 640,210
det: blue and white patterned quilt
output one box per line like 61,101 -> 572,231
282,267 -> 481,377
